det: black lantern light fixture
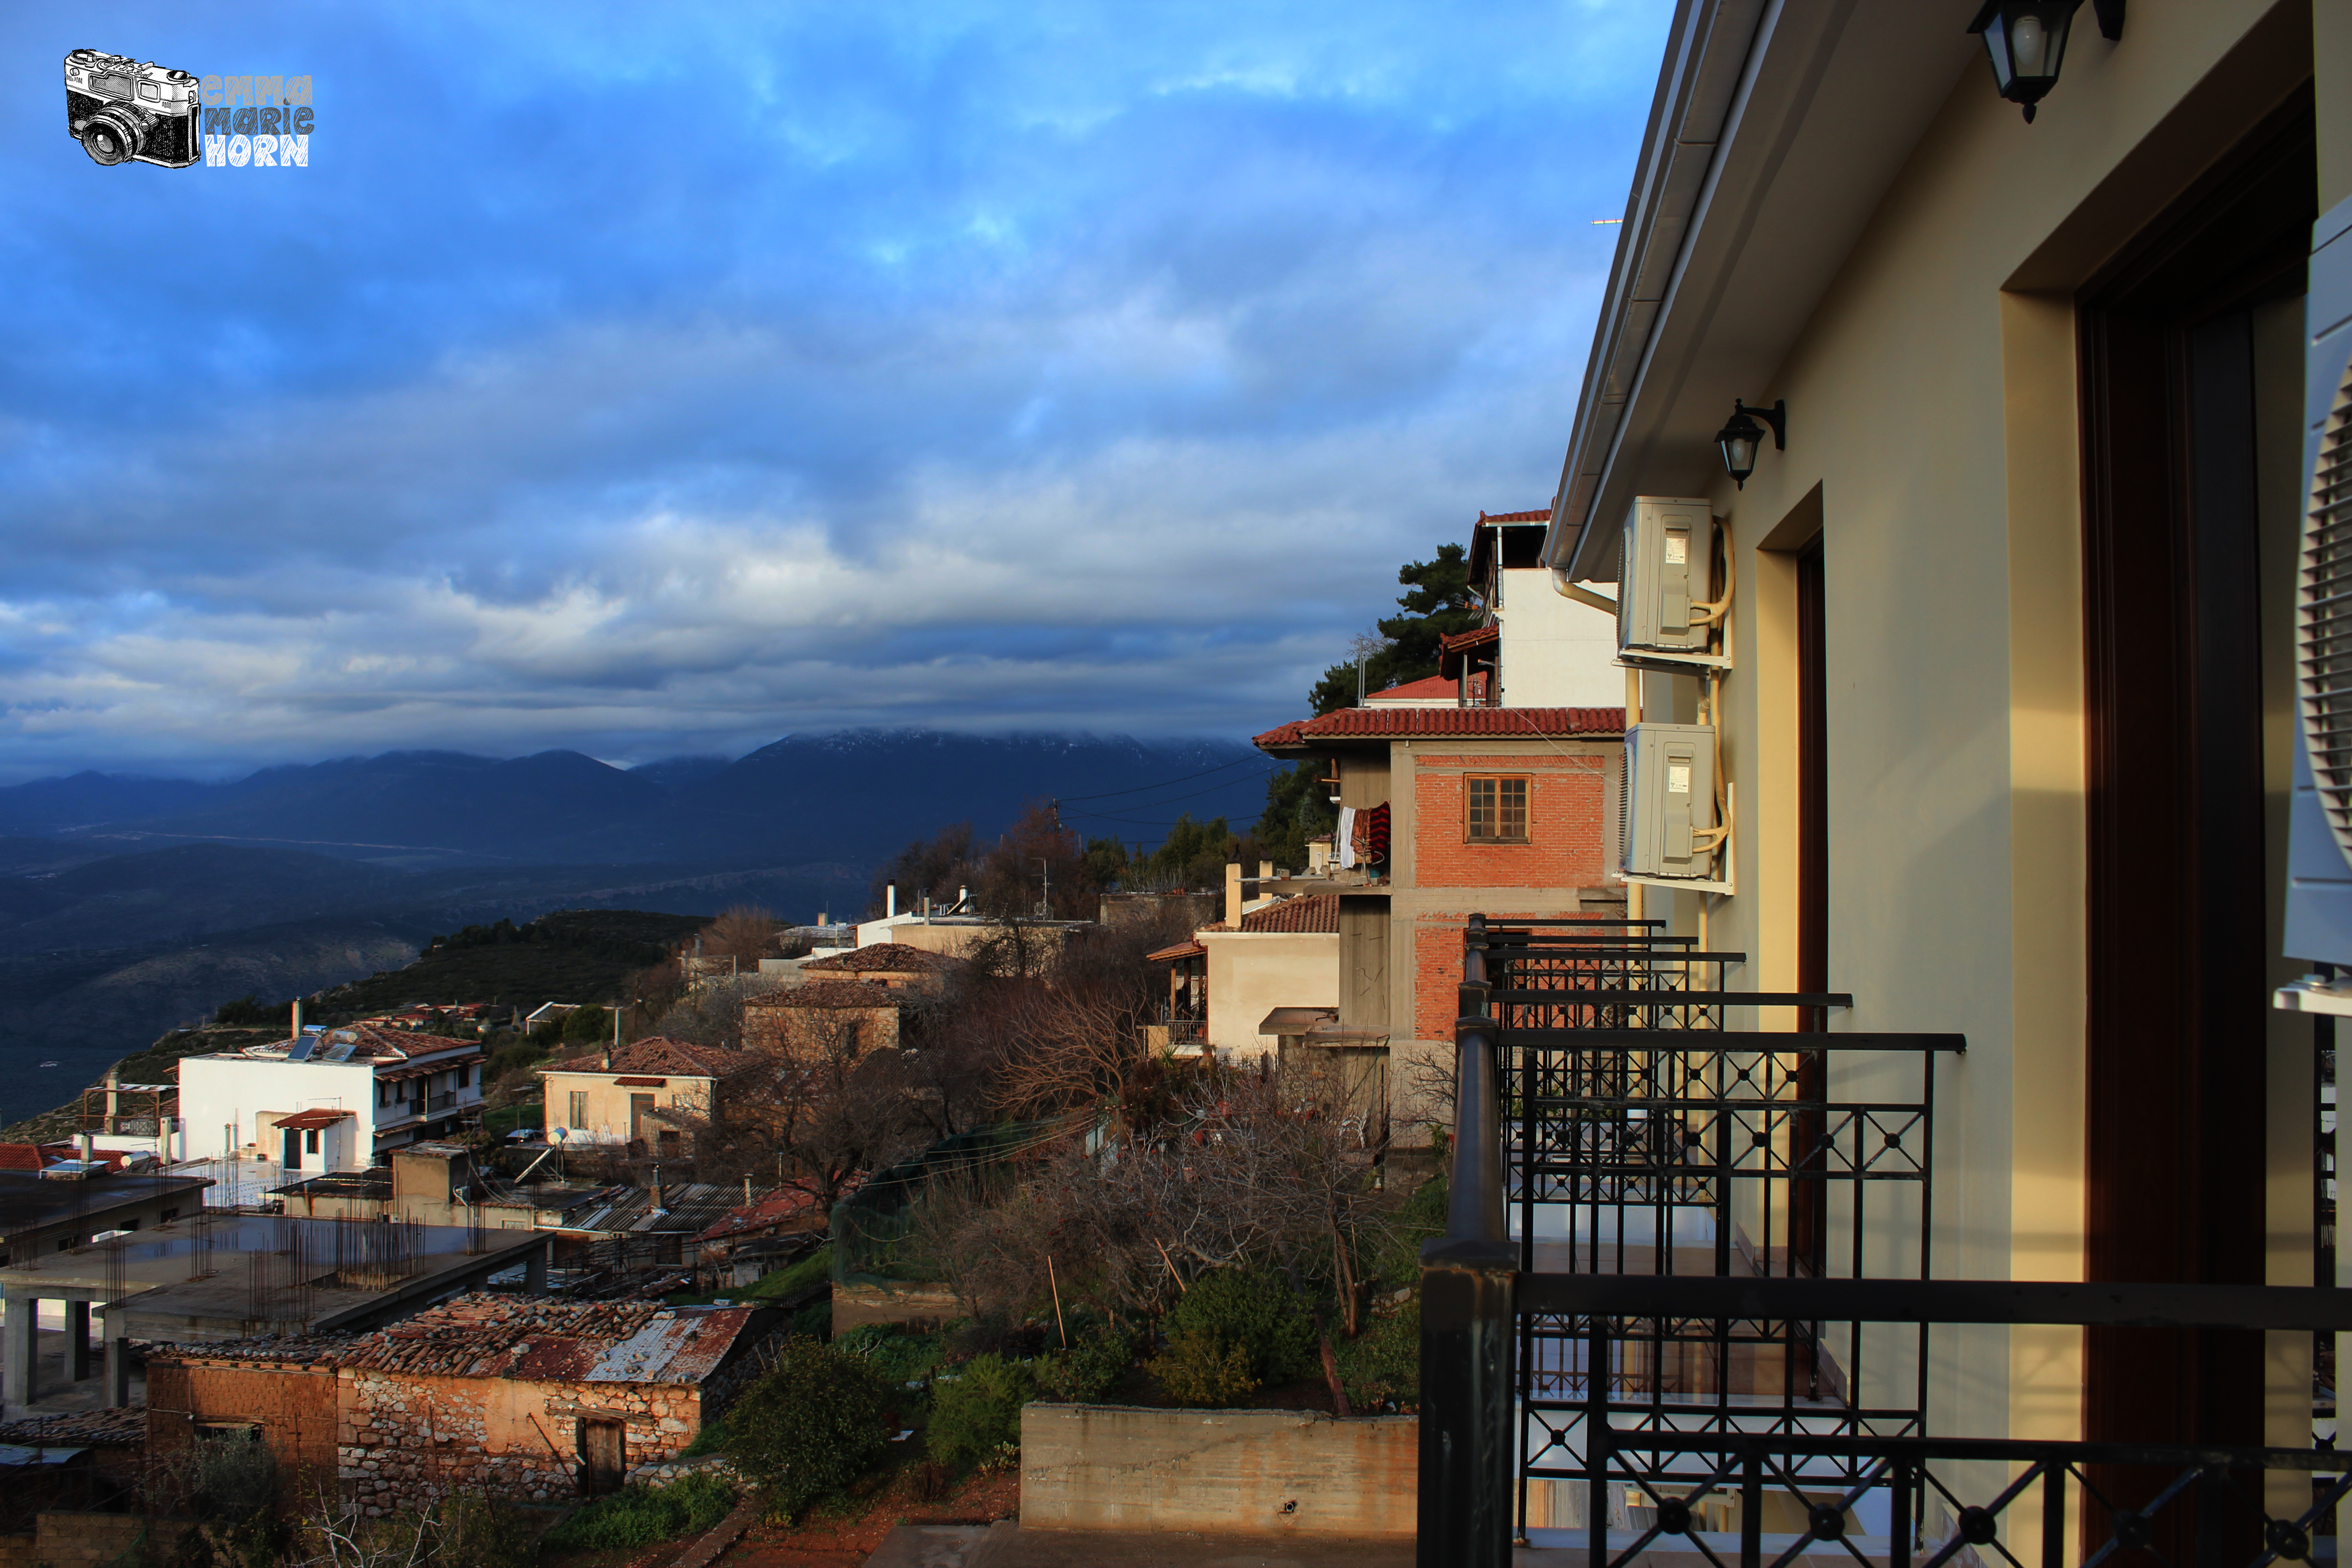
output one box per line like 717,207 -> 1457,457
1714,398 -> 1784,491
1966,0 -> 2123,123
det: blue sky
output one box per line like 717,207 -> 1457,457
0,1 -> 1669,780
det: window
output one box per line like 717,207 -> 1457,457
305,1128 -> 320,1154
1466,774 -> 1530,843
457,1063 -> 471,1088
568,1090 -> 589,1129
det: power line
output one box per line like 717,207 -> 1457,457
1054,754 -> 1267,802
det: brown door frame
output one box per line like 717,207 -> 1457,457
2075,85 -> 2312,1547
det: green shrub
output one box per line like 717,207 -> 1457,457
838,1322 -> 946,1388
544,1475 -> 732,1551
926,1352 -> 1035,1474
787,1298 -> 832,1340
1335,1298 -> 1420,1411
1371,1175 -> 1447,1289
1146,1327 -> 1259,1406
1159,1266 -> 1317,1386
1036,1322 -> 1132,1402
725,1337 -> 893,1519
561,1004 -> 611,1044
483,1040 -> 550,1086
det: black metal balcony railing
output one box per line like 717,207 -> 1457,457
1418,914 -> 2352,1568
426,1092 -> 457,1114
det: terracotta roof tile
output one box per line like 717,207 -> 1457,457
744,979 -> 902,1010
1254,707 -> 1625,748
544,1037 -> 742,1078
799,943 -> 956,974
1239,893 -> 1340,934
1477,508 -> 1551,524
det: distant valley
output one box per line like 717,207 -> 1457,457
0,727 -> 1266,1125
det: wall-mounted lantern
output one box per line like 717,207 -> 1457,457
1714,399 -> 1785,490
1966,0 -> 2123,123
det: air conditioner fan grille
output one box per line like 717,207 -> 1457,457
2300,352 -> 2352,863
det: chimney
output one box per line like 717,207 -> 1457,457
649,1163 -> 665,1214
1259,858 -> 1274,887
79,1132 -> 93,1167
602,1044 -> 613,1072
1225,861 -> 1243,927
886,885 -> 896,918
291,999 -> 303,1039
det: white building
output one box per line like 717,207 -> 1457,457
1438,507 -> 1622,709
176,1023 -> 485,1174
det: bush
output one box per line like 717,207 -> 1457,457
1335,1298 -> 1420,1411
543,1473 -> 733,1550
561,1004 -> 612,1044
725,1337 -> 893,1519
442,1494 -> 543,1568
211,994 -> 276,1028
1146,1327 -> 1259,1407
483,1040 -> 550,1085
1036,1322 -> 1132,1402
1159,1267 -> 1317,1386
838,1322 -> 946,1388
926,1352 -> 1034,1474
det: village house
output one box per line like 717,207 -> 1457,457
175,1022 -> 484,1171
1439,506 -> 1627,710
1147,892 -> 1341,1060
794,941 -> 957,990
536,1037 -> 740,1154
1252,704 -> 1626,1139
145,1293 -> 780,1506
740,979 -> 906,1058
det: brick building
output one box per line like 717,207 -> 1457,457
146,1294 -> 779,1508
537,1037 -> 744,1152
793,942 -> 956,990
1254,705 -> 1626,1136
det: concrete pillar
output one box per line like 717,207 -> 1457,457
525,1240 -> 548,1294
103,1324 -> 128,1410
5,1298 -> 37,1410
66,1302 -> 88,1382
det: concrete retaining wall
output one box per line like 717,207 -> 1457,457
831,1281 -> 960,1336
1019,1403 -> 1416,1535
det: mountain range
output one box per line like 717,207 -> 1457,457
0,730 -> 1267,870
0,729 -> 1272,1123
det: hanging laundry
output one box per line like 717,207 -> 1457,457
1362,803 -> 1391,863
1336,806 -> 1358,869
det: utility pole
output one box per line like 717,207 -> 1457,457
1036,857 -> 1053,919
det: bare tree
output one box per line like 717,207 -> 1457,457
686,1013 -> 929,1207
702,904 -> 778,967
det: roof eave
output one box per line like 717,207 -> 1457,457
1542,0 -> 1975,583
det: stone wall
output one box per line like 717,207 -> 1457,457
1019,1404 -> 1417,1535
338,1369 -> 706,1513
832,1280 -> 960,1336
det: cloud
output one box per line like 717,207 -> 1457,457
0,0 -> 1667,779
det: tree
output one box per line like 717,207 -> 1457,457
869,821 -> 978,917
973,800 -> 1093,920
701,905 -> 776,966
1255,763 -> 1336,873
1308,543 -> 1479,714
1082,835 -> 1130,892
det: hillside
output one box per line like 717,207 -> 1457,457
313,908 -> 711,1018
0,729 -> 1267,869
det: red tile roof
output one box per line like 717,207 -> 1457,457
1477,508 -> 1551,524
1239,893 -> 1340,934
1439,623 -> 1499,655
695,1184 -> 830,1243
1254,707 -> 1625,749
745,979 -> 902,1010
0,1145 -> 45,1172
1363,672 -> 1478,705
545,1037 -> 742,1078
1146,940 -> 1206,963
274,1109 -> 353,1131
800,943 -> 956,974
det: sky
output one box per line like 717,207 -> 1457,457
0,1 -> 1670,782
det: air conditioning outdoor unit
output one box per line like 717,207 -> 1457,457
1621,722 -> 1722,882
1618,496 -> 1730,669
2280,193 -> 2352,1008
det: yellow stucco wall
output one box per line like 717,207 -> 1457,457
1198,930 -> 1340,1058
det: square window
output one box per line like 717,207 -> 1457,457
1466,775 -> 1530,843
305,1129 -> 320,1154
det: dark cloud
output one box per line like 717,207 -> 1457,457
0,0 -> 1665,778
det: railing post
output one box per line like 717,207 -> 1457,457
2041,1463 -> 2065,1568
1741,1442 -> 1764,1568
1419,913 -> 1516,1568
1587,1318 -> 1611,1568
